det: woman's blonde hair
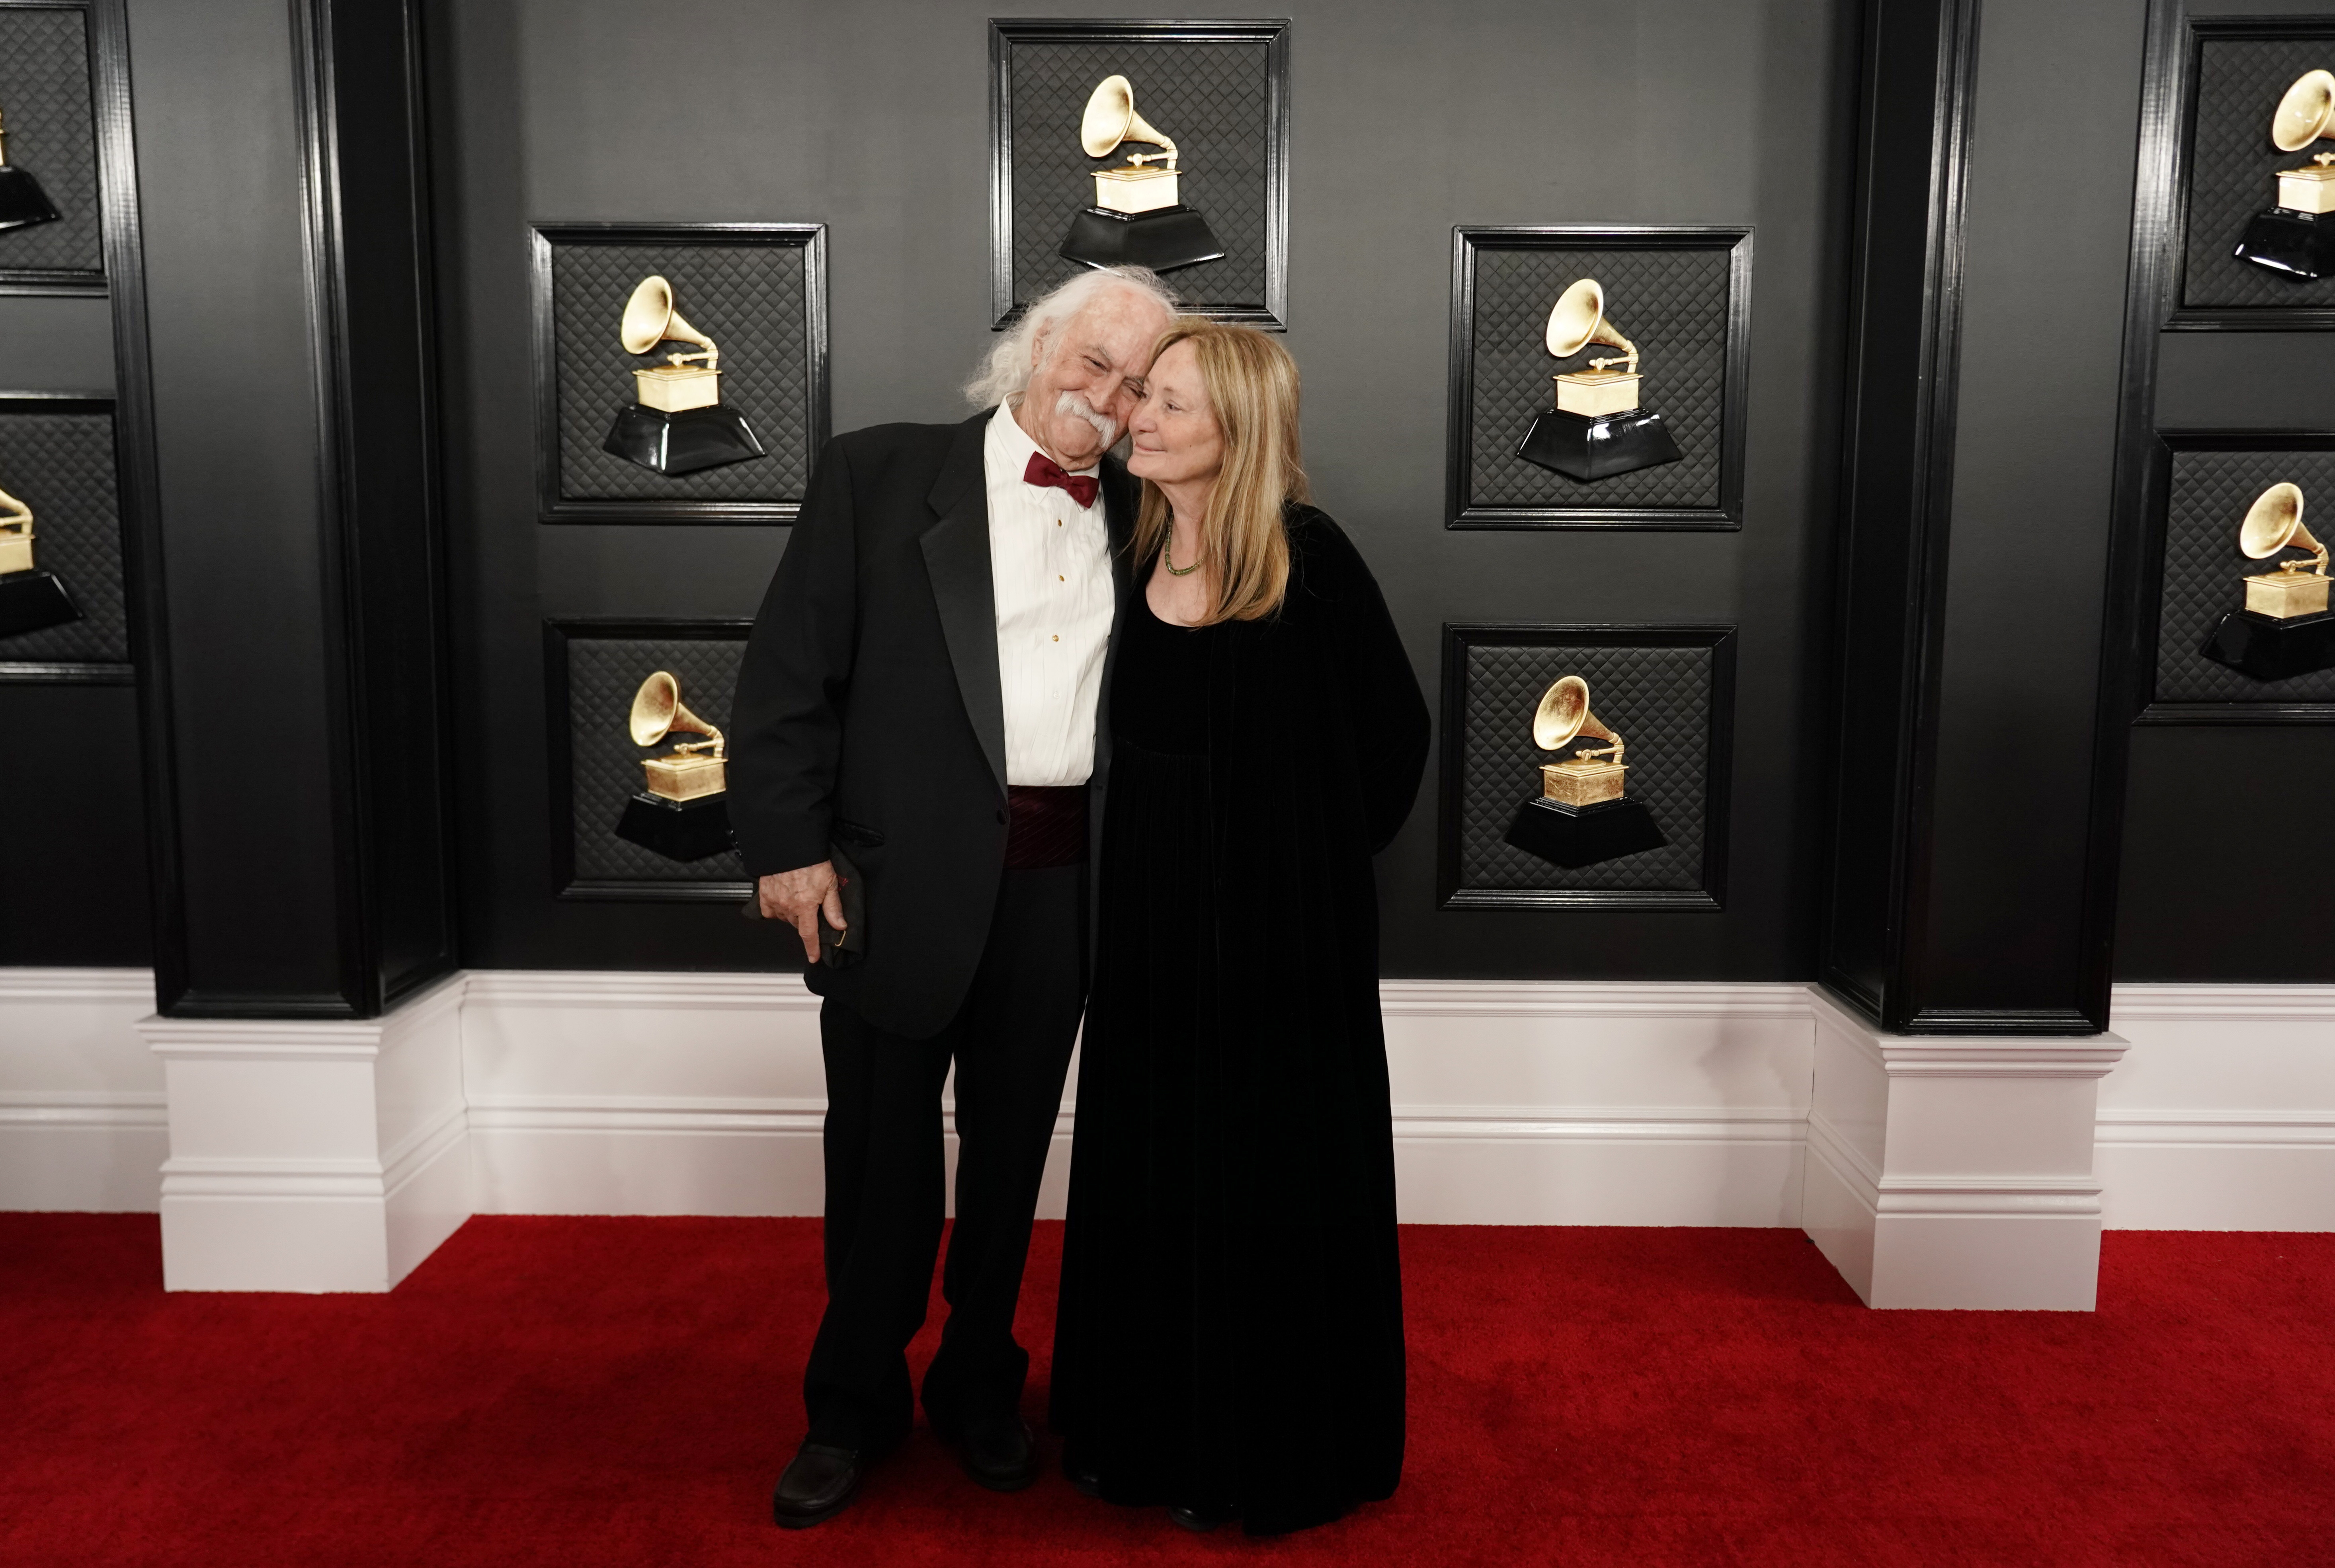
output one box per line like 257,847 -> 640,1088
1132,320 -> 1308,624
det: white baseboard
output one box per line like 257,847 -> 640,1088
2093,984 -> 2335,1232
0,969 -> 164,1211
4,970 -> 2329,1242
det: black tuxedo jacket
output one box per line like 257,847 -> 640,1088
728,409 -> 1138,1039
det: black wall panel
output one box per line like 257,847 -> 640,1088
533,224 -> 826,519
0,682 -> 147,964
428,0 -> 1861,980
1448,229 -> 1752,528
2179,31 -> 2335,313
0,2 -> 104,286
993,20 -> 1286,324
0,0 -> 148,971
2149,441 -> 2335,706
546,622 -> 749,894
0,396 -> 125,669
2104,0 -> 2335,984
1439,626 -> 1735,909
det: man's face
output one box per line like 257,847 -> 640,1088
1018,288 -> 1174,468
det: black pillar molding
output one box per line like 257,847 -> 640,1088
291,0 -> 459,1013
126,0 -> 455,1018
1819,0 -> 2140,1034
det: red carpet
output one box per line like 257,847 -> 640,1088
1,1217 -> 2328,1566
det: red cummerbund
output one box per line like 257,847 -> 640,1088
1004,784 -> 1089,870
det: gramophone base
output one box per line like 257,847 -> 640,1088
602,403 -> 769,476
613,791 -> 736,863
1503,795 -> 1667,870
0,568 -> 82,639
0,165 -> 61,232
1059,205 -> 1226,274
2233,207 -> 2335,281
2202,607 -> 2335,681
1516,408 -> 1684,482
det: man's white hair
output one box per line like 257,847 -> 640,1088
964,266 -> 1181,410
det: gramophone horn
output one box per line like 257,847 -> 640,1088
1080,74 -> 1177,166
2271,69 -> 2335,154
1531,675 -> 1624,757
2239,481 -> 2326,569
1544,278 -> 1640,375
0,482 -> 29,532
628,671 -> 725,755
619,275 -> 718,369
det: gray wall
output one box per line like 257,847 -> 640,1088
429,0 -> 1861,977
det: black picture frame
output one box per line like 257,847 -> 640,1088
2130,427 -> 2335,724
543,618 -> 755,902
0,389 -> 129,683
1437,622 -> 1737,911
1447,226 -> 1754,529
988,16 -> 1291,328
529,222 -> 830,524
0,0 -> 115,297
2154,14 -> 2335,332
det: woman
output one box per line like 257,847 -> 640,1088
1048,321 -> 1431,1535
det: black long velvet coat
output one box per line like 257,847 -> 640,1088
1049,506 -> 1431,1534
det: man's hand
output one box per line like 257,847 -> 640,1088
759,861 -> 845,965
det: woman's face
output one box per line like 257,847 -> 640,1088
1126,341 -> 1224,488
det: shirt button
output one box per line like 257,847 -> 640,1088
1051,634 -> 1060,642
1058,574 -> 1065,582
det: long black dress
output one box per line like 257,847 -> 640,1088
1049,506 -> 1431,1535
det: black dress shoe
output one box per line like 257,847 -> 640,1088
1168,1502 -> 1238,1533
772,1440 -> 871,1529
931,1411 -> 1039,1492
1062,1447 -> 1103,1499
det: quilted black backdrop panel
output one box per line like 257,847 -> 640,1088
2155,447 -> 2335,704
2183,36 -> 2335,312
549,238 -> 812,505
1006,37 -> 1271,313
0,405 -> 122,664
1465,245 -> 1734,513
564,634 -> 748,885
1454,641 -> 1715,895
0,7 -> 102,277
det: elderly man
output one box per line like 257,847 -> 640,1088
728,266 -> 1179,1527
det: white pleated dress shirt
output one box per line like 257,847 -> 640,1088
980,402 -> 1117,787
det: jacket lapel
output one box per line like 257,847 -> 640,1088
920,411 -> 1009,798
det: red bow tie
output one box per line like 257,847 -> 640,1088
1024,451 -> 1099,509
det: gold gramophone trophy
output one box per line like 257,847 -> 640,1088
2235,70 -> 2335,281
600,275 -> 769,476
0,479 -> 83,640
0,101 -> 62,233
1058,75 -> 1225,274
1515,279 -> 1685,482
610,670 -> 736,862
1501,675 -> 1667,869
2203,481 -> 2335,681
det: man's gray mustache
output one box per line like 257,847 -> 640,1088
1056,389 -> 1119,445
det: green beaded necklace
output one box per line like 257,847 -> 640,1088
1162,519 -> 1201,576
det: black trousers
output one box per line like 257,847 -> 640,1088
802,863 -> 1087,1451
